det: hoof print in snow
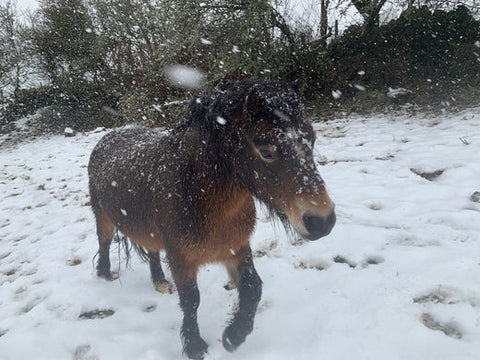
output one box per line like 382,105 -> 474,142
375,154 -> 395,161
0,252 -> 11,261
143,304 -> 157,313
333,255 -> 356,268
19,298 -> 42,314
254,238 -> 277,257
289,236 -> 306,246
470,191 -> 480,203
366,201 -> 384,211
73,344 -> 99,360
362,256 -> 385,267
420,313 -> 463,339
410,168 -> 444,181
4,268 -> 18,276
414,290 -> 451,305
295,261 -> 327,271
254,249 -> 268,257
79,309 -> 115,320
67,258 -> 82,266
0,329 -> 8,338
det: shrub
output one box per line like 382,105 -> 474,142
1,87 -> 55,126
326,5 -> 480,94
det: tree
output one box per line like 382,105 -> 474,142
87,0 -> 300,93
406,0 -> 480,13
350,0 -> 388,35
320,0 -> 331,46
196,0 -> 296,81
87,0 -> 166,86
33,0 -> 102,94
0,1 -> 33,98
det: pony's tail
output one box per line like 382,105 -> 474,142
113,230 -> 150,267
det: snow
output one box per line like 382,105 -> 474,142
1,108 -> 480,360
388,87 -> 413,98
164,65 -> 205,90
332,90 -> 342,99
216,116 -> 227,126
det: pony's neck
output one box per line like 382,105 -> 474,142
194,128 -> 242,193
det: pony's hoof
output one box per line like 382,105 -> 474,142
222,327 -> 245,352
97,270 -> 119,281
184,337 -> 208,360
223,280 -> 237,291
222,330 -> 238,352
154,280 -> 174,294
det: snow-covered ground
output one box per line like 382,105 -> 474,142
1,109 -> 480,360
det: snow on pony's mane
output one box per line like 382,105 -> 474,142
175,79 -> 305,135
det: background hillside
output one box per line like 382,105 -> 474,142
1,0 -> 480,133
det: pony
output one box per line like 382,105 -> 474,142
88,79 -> 335,359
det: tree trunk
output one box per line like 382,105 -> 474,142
320,0 -> 330,47
350,0 -> 387,37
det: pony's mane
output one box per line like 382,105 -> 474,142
175,79 -> 303,134
173,79 -> 307,235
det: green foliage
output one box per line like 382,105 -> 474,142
32,84 -> 119,132
382,5 -> 480,79
71,0 -> 302,128
1,87 -> 55,126
0,1 -> 35,94
34,0 -> 101,82
326,5 -> 480,95
118,91 -> 188,129
4,0 -> 480,133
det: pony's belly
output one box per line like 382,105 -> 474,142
120,226 -> 166,252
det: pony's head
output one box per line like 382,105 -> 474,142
237,80 -> 335,240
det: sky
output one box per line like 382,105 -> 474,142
4,0 -> 390,35
7,0 -> 38,13
4,0 -> 412,36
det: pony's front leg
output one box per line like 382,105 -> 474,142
223,246 -> 262,352
178,281 -> 208,359
170,257 -> 208,360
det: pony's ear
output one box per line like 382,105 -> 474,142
243,86 -> 264,119
293,77 -> 306,96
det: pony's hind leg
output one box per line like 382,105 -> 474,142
222,246 -> 262,352
224,264 -> 240,290
94,208 -> 115,280
148,251 -> 174,294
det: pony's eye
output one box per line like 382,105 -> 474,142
259,148 -> 275,161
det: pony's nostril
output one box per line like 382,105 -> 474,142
303,214 -> 324,235
302,211 -> 336,240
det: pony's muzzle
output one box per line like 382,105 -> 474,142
302,209 -> 336,240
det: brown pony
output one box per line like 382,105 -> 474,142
88,79 -> 335,359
